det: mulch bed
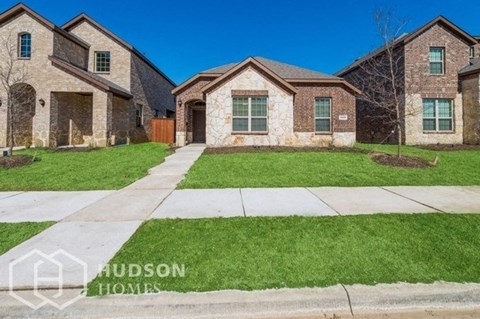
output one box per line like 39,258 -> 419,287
204,146 -> 368,154
418,144 -> 480,151
0,155 -> 34,169
371,153 -> 433,169
53,147 -> 97,153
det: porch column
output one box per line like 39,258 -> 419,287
92,92 -> 113,147
175,100 -> 186,146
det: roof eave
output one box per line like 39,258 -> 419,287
172,74 -> 220,96
201,57 -> 298,95
402,16 -> 478,46
0,3 -> 55,29
48,56 -> 132,98
286,78 -> 361,95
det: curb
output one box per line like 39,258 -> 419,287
1,282 -> 479,318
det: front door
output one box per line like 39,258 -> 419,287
192,110 -> 206,143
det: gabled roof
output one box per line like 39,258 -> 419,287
0,3 -> 89,49
201,57 -> 299,94
459,57 -> 480,76
62,13 -> 176,86
49,55 -> 132,98
202,57 -> 336,80
336,16 -> 478,76
174,56 -> 360,95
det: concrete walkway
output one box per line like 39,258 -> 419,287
0,282 -> 479,318
0,144 -> 206,290
151,186 -> 480,219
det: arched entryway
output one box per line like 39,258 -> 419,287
9,83 -> 36,147
186,99 -> 206,143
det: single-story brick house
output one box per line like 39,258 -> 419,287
172,57 -> 360,147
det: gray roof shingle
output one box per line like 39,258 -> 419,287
201,56 -> 337,80
459,58 -> 480,76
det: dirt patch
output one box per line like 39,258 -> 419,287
418,144 -> 480,151
371,153 -> 433,169
204,146 -> 368,155
0,155 -> 34,169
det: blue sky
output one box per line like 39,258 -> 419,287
3,0 -> 479,84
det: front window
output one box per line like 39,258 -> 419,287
429,47 -> 445,75
95,51 -> 111,73
423,99 -> 453,132
470,47 -> 475,58
232,96 -> 268,132
18,33 -> 31,59
315,97 -> 332,132
136,104 -> 143,127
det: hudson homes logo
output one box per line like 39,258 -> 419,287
8,249 -> 185,310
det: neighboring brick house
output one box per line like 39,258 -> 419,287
0,3 -> 175,148
173,57 -> 360,147
337,16 -> 480,145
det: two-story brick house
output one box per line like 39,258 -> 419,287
0,3 -> 175,148
337,16 -> 480,145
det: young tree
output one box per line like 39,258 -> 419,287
0,32 -> 33,156
348,11 -> 418,157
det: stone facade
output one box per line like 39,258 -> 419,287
206,67 -> 295,147
0,4 -> 175,148
174,62 -> 357,148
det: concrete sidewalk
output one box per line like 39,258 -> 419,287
0,282 -> 479,318
0,144 -> 206,291
151,186 -> 480,219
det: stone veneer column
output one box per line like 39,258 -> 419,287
92,92 -> 113,147
46,93 -> 58,148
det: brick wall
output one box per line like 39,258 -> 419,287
293,83 -> 356,133
130,53 -> 175,141
51,92 -> 93,146
404,23 -> 470,144
175,77 -> 214,133
461,73 -> 480,144
53,32 -> 88,69
341,47 -> 406,143
68,21 -> 131,90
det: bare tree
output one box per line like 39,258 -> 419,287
348,11 -> 420,157
0,32 -> 34,156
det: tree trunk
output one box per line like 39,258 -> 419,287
7,96 -> 13,156
397,122 -> 402,157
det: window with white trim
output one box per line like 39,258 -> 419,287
470,47 -> 475,58
429,47 -> 445,75
315,97 -> 332,132
422,99 -> 453,132
232,96 -> 268,132
95,51 -> 111,73
18,33 -> 31,59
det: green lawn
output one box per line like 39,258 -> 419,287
178,144 -> 480,188
87,214 -> 480,296
0,143 -> 170,191
0,222 -> 53,255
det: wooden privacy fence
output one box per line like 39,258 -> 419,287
151,118 -> 176,144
